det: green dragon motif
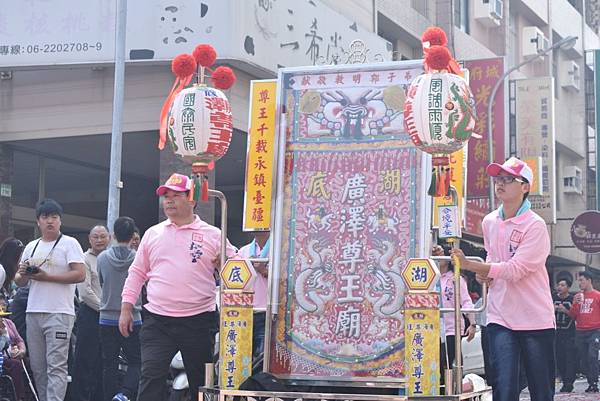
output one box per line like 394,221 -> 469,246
168,126 -> 179,152
446,82 -> 475,140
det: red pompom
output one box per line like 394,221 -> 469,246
425,45 -> 451,70
422,26 -> 448,47
171,54 -> 197,78
193,44 -> 217,67
210,66 -> 236,90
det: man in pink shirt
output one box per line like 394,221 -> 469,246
119,173 -> 237,401
238,231 -> 270,359
452,157 -> 555,401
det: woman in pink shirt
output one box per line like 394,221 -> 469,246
452,158 -> 555,401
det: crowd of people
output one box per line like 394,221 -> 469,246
0,173 -> 269,401
1,158 -> 600,401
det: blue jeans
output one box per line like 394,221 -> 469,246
487,323 -> 555,401
252,312 -> 266,358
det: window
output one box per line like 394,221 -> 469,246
411,0 -> 429,18
454,0 -> 470,34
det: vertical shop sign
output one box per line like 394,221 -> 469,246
515,77 -> 556,224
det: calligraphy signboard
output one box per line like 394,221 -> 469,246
219,292 -> 254,389
244,80 -> 277,231
437,205 -> 461,239
404,294 -> 440,396
266,61 -> 430,384
463,57 -> 505,236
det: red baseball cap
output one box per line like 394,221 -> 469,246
156,173 -> 192,196
486,157 -> 534,184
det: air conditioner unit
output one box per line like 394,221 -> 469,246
522,26 -> 549,58
563,165 -> 583,194
474,0 -> 503,27
560,60 -> 581,91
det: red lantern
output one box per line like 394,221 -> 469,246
159,44 -> 237,201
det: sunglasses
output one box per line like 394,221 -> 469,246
493,176 -> 525,185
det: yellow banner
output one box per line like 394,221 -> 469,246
433,148 -> 466,227
219,292 -> 254,389
243,80 -> 277,231
405,306 -> 440,396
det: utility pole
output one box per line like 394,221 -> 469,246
107,0 -> 127,230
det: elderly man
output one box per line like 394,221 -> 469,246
120,173 -> 237,401
72,224 -> 110,401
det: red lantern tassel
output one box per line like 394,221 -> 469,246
201,176 -> 209,202
444,167 -> 452,196
436,166 -> 446,197
158,74 -> 194,150
188,176 -> 195,202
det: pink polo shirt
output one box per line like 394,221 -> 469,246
440,271 -> 474,336
483,209 -> 555,330
122,216 -> 237,317
238,242 -> 268,310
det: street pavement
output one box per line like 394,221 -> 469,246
520,378 -> 600,400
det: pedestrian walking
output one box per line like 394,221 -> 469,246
553,277 -> 577,393
72,224 -> 110,401
558,270 -> 600,393
119,173 -> 237,401
98,216 -> 141,401
14,198 -> 86,401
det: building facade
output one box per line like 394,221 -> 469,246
1,0 -> 599,284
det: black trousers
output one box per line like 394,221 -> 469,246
576,329 -> 600,385
138,310 -> 218,401
101,325 -> 141,401
555,329 -> 576,386
71,303 -> 103,401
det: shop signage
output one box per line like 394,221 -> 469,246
515,77 -> 556,224
571,210 -> 600,254
0,0 -> 391,71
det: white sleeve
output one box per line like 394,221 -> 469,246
66,237 -> 85,264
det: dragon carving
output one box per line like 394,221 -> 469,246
294,239 -> 335,315
365,240 -> 406,318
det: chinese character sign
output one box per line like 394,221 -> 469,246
167,85 -> 233,164
267,61 -> 430,383
244,80 -> 277,231
404,72 -> 476,155
404,296 -> 440,396
463,57 -> 505,234
219,292 -> 254,389
515,77 -> 556,224
437,205 -> 461,239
